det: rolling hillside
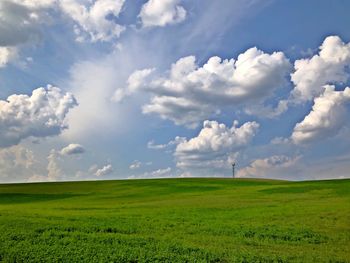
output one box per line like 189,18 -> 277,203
0,178 -> 349,262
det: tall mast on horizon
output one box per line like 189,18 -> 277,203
232,163 -> 236,178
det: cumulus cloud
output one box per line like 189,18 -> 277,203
60,143 -> 85,155
0,0 -> 126,65
95,164 -> 113,177
0,85 -> 77,148
122,47 -> 291,127
139,0 -> 186,27
236,155 -> 300,179
175,120 -> 259,171
291,36 -> 350,101
291,85 -> 350,144
59,0 -> 125,42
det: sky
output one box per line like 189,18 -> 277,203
1,0 -> 350,183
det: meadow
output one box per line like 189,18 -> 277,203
0,178 -> 349,262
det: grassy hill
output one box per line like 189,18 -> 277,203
0,178 -> 349,262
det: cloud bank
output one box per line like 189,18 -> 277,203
0,85 -> 77,147
120,47 -> 291,127
291,36 -> 350,101
292,86 -> 350,144
59,0 -> 125,42
175,120 -> 259,171
237,155 -> 300,179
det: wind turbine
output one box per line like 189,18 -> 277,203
232,162 -> 236,178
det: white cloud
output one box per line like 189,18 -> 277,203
0,0 -> 57,66
47,149 -> 62,181
60,143 -> 85,155
0,145 -> 91,183
139,0 -> 186,27
142,96 -> 216,128
0,0 -> 126,66
129,160 -> 153,170
237,153 -> 350,181
147,136 -> 185,150
175,120 -> 259,171
129,167 -> 172,179
95,164 -> 113,177
0,145 -> 39,182
63,58 -> 129,139
302,154 -> 350,180
12,0 -> 56,9
236,155 -> 300,179
0,46 -> 17,67
0,85 -> 77,147
59,0 -> 125,42
28,148 -> 64,182
291,36 -> 350,101
129,160 -> 141,170
270,136 -> 291,145
123,47 -> 291,127
147,140 -> 167,150
0,145 -> 82,183
113,68 -> 155,102
0,0 -> 54,47
150,167 -> 171,177
291,85 -> 350,144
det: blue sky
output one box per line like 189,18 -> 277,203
1,0 -> 350,182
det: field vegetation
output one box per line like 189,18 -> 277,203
0,178 -> 349,262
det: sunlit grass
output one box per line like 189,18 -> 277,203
0,178 -> 349,262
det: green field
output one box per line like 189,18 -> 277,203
0,178 -> 349,262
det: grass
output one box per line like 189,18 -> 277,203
0,178 -> 349,262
